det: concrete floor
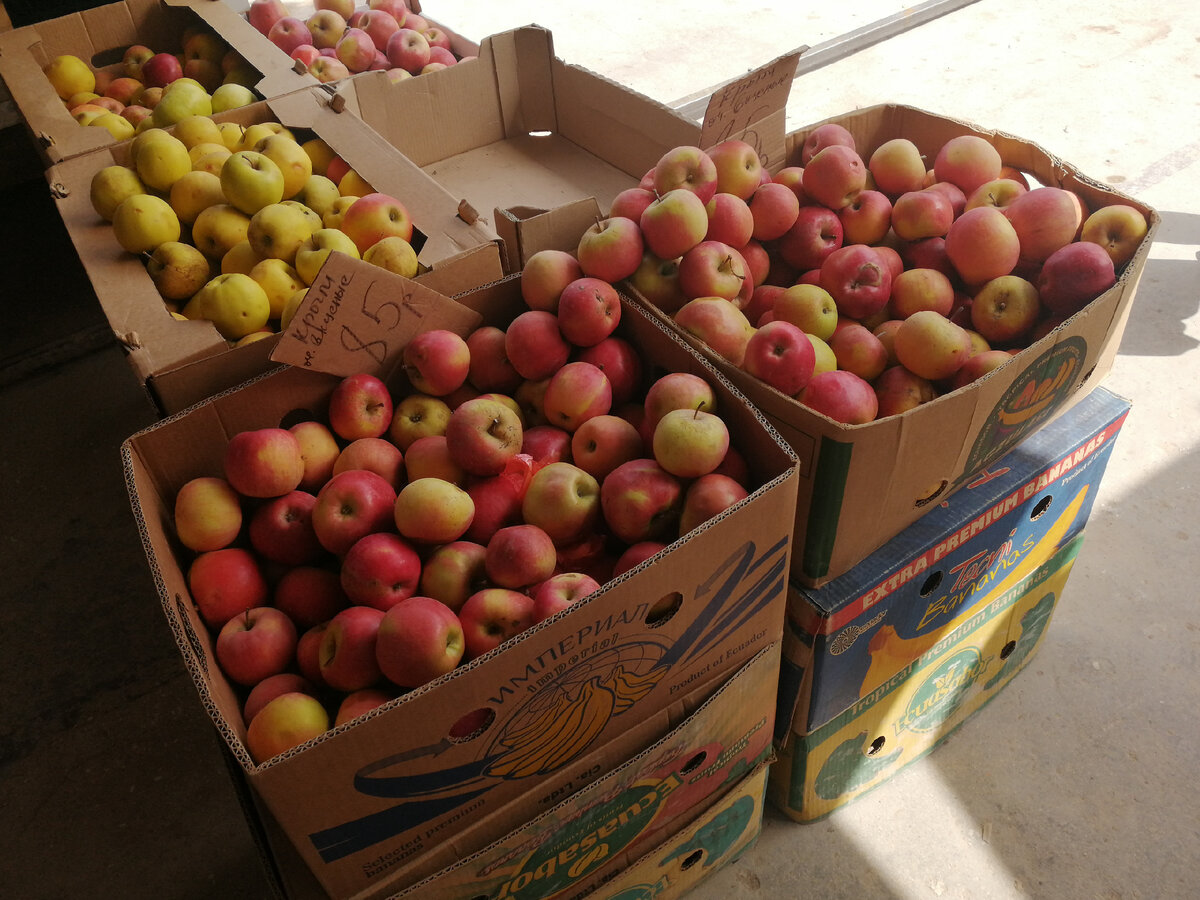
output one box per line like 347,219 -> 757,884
2,1 -> 1198,898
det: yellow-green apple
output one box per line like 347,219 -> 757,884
182,272 -> 271,339
394,477 -> 475,544
819,244 -> 893,320
220,151 -> 285,217
945,206 -> 1021,286
247,489 -> 322,566
402,329 -> 470,397
252,133 -> 313,201
629,252 -> 686,314
294,228 -> 360,285
890,267 -> 955,318
931,134 -> 1000,195
244,672 -> 313,726
90,111 -> 136,141
1004,186 -> 1085,264
829,322 -> 888,382
571,414 -> 643,481
521,424 -> 572,465
386,28 -> 431,73
174,476 -> 242,552
640,188 -> 709,260
950,349 -> 1015,390
893,310 -> 973,381
807,333 -> 837,375
402,436 -> 464,485
652,408 -> 729,479
339,192 -> 412,254
190,142 -> 232,176
609,187 -> 655,223
800,122 -> 855,165
653,145 -> 719,204
389,393 -> 451,450
319,605 -> 385,692
335,688 -> 394,726
359,9 -> 402,51
328,373 -> 393,441
706,139 -> 762,200
70,105 -> 108,127
336,28 -> 377,73
147,240 -> 211,302
280,286 -> 311,329
964,177 -> 1027,213
339,532 -> 421,610
376,596 -> 465,688
742,319 -> 816,396
141,52 -> 183,88
521,248 -> 583,312
89,165 -> 146,222
268,16 -> 311,54
748,181 -> 801,242
803,144 -> 867,210
1080,204 -> 1148,269
274,566 -> 347,630
576,336 -> 643,408
188,547 -> 269,629
216,607 -> 297,687
504,310 -> 571,381
868,137 -> 926,197
799,370 -> 879,424
420,541 -> 488,612
484,524 -> 556,589
133,132 -> 191,193
773,283 -> 838,340
459,588 -> 536,659
576,216 -> 644,283
463,475 -> 523,545
315,0 -> 355,17
168,169 -> 224,226
312,469 -> 398,555
613,541 -> 668,577
678,240 -> 751,304
222,427 -> 305,499
307,9 -> 348,49
532,572 -> 602,623
465,326 -> 521,394
521,462 -> 601,546
873,365 -> 937,417
599,458 -> 684,544
673,296 -> 756,366
704,192 -> 755,248
150,79 -> 213,127
778,205 -> 844,272
247,257 -> 304,318
294,174 -> 341,220
838,189 -> 891,246
295,623 -> 329,688
289,420 -> 340,492
556,280 -> 622,349
891,189 -> 954,242
445,396 -> 525,476
322,194 -> 358,230
1037,241 -> 1116,317
246,692 -> 329,763
679,473 -> 749,535
333,437 -> 405,490
362,235 -> 417,278
970,275 -> 1041,345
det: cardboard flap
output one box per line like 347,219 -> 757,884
271,252 -> 482,378
699,49 -> 801,161
493,197 -> 603,271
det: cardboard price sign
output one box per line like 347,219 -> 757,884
271,251 -> 482,378
700,50 -> 802,149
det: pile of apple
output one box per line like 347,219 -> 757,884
173,290 -> 754,763
594,129 -> 1150,424
247,0 -> 470,85
42,29 -> 260,142
88,121 -> 420,342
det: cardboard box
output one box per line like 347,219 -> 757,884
121,261 -> 799,899
628,95 -> 1159,588
768,386 -> 1131,821
339,26 -> 800,271
48,86 -> 503,414
0,0 -> 316,169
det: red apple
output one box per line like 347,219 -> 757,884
531,572 -> 602,623
1037,241 -> 1116,317
445,396 -> 525,477
311,469 -> 398,556
295,623 -> 329,689
571,414 -> 643,481
521,462 -> 602,546
459,588 -> 536,659
874,365 -> 937,417
819,244 -> 893,320
375,595 -> 465,688
576,337 -> 644,407
224,427 -> 305,499
520,249 -> 583,313
542,362 -> 612,433
273,566 -> 347,630
403,434 -> 465,485
868,137 -> 926,197
890,267 -> 955,318
799,370 -> 879,424
403,329 -> 470,396
335,688 -> 394,727
339,531 -> 421,610
340,193 -> 413,254
556,278 -> 622,347
386,27 -> 431,74
748,181 -> 801,242
485,524 -> 557,589
677,240 -> 751,303
608,187 -> 656,224
600,458 -> 684,544
333,437 -> 404,490
419,540 -> 489,612
243,672 -> 312,726
800,122 -> 856,165
778,205 -> 844,272
289,420 -> 341,493
141,52 -> 183,88
743,319 -> 816,396
829,322 -> 889,382
838,189 -> 892,246
328,373 -> 393,441
319,605 -> 385,692
613,541 -> 668,577
933,134 -> 1003,195
576,216 -> 644,283
464,325 -> 522,394
248,0 -> 288,36
248,490 -> 323,566
802,144 -> 867,210
216,607 -> 298,687
945,206 -> 1021,286
653,146 -> 719,204
188,548 -> 269,629
1004,186 -> 1085,264
359,8 -> 402,52
522,425 -> 573,466
679,473 -> 749,535
505,310 -> 571,381
673,296 -> 756,367
704,193 -> 755,248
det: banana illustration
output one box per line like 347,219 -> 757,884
487,676 -> 616,778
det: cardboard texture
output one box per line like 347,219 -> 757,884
627,102 -> 1159,588
47,86 -> 503,414
768,387 -> 1131,821
121,266 -> 799,899
0,0 -> 316,169
341,27 -> 791,271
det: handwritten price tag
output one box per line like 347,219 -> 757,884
271,251 -> 482,378
699,50 -> 802,151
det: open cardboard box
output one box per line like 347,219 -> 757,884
336,26 -> 799,271
243,645 -> 778,900
768,386 -> 1131,821
121,257 -> 798,899
48,84 -> 503,414
0,0 -> 317,169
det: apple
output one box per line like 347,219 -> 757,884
461,326 -> 520,394
576,216 -> 644,283
295,623 -> 329,688
394,477 -> 475,544
556,278 -> 622,347
519,425 -> 570,467
612,541 -> 668,577
742,319 -> 816,396
248,0 -> 288,35
246,692 -> 329,763
802,144 -> 867,210
375,596 -> 465,688
121,44 -> 155,81
628,252 -> 686,314
419,541 -> 488,612
306,8 -> 348,50
829,322 -> 889,382
576,337 -> 643,408
340,193 -> 413,254
600,459 -> 683,545
216,607 -> 297,687
141,52 -> 183,89
964,177 -> 1027,213
246,202 -> 315,266
707,139 -> 763,201
679,473 -> 749,535
872,365 -> 937,417
521,249 -> 583,312
339,532 -> 422,610
532,572 -> 602,623
446,396 -> 524,476
640,188 -> 709,260
289,420 -> 340,492
332,437 -> 404,490
111,193 -> 181,255
248,490 -> 322,566
933,134 -> 1003,195
949,349 -> 1015,390
799,370 -> 879,424
889,267 -> 955,319
890,189 -> 953,242
485,524 -> 557,589
221,151 -> 285,216
970,275 -> 1042,345
274,566 -> 348,630
521,462 -> 601,546
799,122 -> 856,165
609,187 -> 655,223
404,435 -> 465,485
188,548 -> 269,629
571,414 -> 643,481
779,205 -> 846,276
643,372 -> 717,434
748,181 -> 801,242
838,189 -> 892,246
677,240 -> 750,303
704,193 -> 755,248
397,329 -> 470,397
319,605 -> 385,692
945,206 -> 1021,286
868,137 -> 926,197
389,393 -> 451,450
653,146 -> 718,204
1037,241 -> 1117,317
328,373 -> 393,441
335,688 -> 394,727
223,428 -> 304,499
819,244 -> 893,320
459,588 -> 537,659
173,476 -> 242,552
244,672 -> 312,727
1080,204 -> 1149,269
386,28 -> 431,74
336,27 -> 378,73
541,362 -> 612,433
673,297 -> 756,367
505,310 -> 571,381
652,408 -> 729,479
893,309 -> 973,381
1004,186 -> 1085,264
311,469 -> 398,556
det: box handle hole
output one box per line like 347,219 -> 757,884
1029,494 -> 1053,521
679,750 -> 709,776
919,571 -> 943,597
447,707 -> 495,742
680,849 -> 704,870
999,640 -> 1017,660
867,736 -> 887,756
645,591 -> 683,627
914,479 -> 949,508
